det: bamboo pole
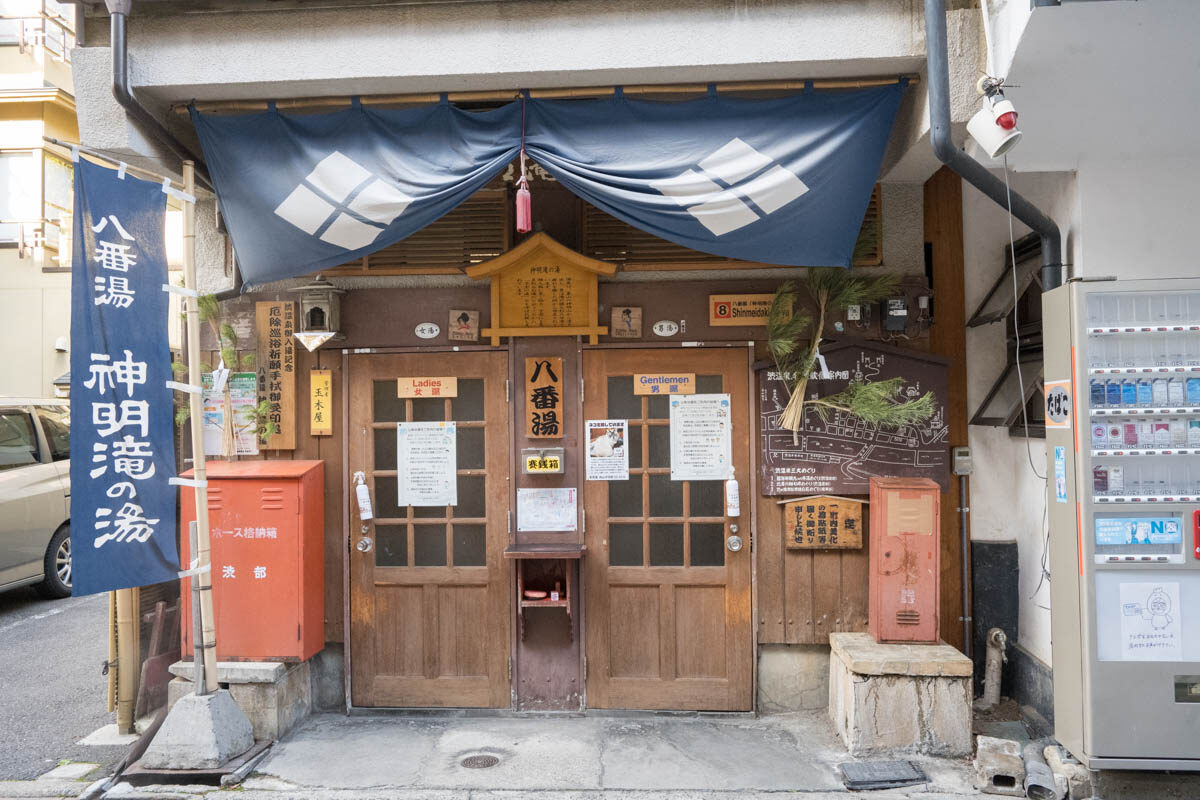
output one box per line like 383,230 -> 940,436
181,160 -> 219,695
106,591 -> 117,714
114,588 -> 137,733
175,75 -> 919,114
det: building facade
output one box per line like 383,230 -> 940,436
67,0 -> 1200,719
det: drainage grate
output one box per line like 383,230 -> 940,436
460,755 -> 500,769
839,760 -> 927,790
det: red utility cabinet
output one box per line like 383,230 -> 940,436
180,460 -> 325,661
868,477 -> 941,644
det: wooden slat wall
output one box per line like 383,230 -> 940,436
325,180 -> 882,276
754,442 -> 871,645
328,188 -> 509,276
583,184 -> 882,270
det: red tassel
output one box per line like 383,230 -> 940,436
515,181 -> 532,233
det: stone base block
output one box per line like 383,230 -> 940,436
973,735 -> 1026,796
167,659 -> 312,741
757,644 -> 831,712
140,689 -> 254,769
828,632 -> 972,757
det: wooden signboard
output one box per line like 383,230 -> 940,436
759,339 -> 950,495
310,369 -> 332,436
709,293 -> 774,326
783,495 -> 863,549
466,233 -> 616,345
448,310 -> 479,342
256,301 -> 296,450
610,306 -> 642,339
633,373 -> 695,396
397,376 -> 458,398
525,356 -> 563,438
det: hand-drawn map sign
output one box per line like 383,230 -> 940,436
759,340 -> 950,496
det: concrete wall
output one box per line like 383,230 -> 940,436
0,271 -> 70,397
962,169 -> 1078,669
1073,156 -> 1200,281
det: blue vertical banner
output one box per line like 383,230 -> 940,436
70,158 -> 179,595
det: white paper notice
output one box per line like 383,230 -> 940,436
397,421 -> 457,507
669,393 -> 732,481
1119,582 -> 1182,661
586,419 -> 629,481
517,488 -> 577,532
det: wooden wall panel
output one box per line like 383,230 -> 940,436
924,166 -> 969,653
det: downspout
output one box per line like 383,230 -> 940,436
106,1 -> 242,295
105,0 -> 213,192
924,0 -> 1064,289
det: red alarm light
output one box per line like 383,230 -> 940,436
996,110 -> 1018,130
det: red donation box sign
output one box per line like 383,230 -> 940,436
180,460 -> 325,661
868,477 -> 941,644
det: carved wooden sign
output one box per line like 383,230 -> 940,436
526,356 -> 563,439
466,233 -> 616,345
782,495 -> 863,549
256,301 -> 296,450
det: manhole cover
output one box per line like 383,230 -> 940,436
839,760 -> 927,790
460,754 -> 500,769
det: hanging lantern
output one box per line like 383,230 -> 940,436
290,275 -> 345,352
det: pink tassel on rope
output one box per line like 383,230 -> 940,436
515,95 -> 532,234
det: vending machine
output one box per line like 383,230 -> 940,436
1044,278 -> 1200,770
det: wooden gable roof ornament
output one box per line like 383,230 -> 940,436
466,232 -> 617,346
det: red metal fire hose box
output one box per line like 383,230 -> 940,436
868,477 -> 941,644
180,460 -> 325,661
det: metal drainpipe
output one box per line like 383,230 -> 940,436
924,0 -> 1064,289
106,2 -> 243,294
105,1 -> 214,192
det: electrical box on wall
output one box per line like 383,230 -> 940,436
883,298 -> 909,331
868,477 -> 941,644
952,446 -> 972,476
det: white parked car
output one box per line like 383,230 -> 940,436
0,399 -> 71,598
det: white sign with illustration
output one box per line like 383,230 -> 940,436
586,419 -> 629,481
517,487 -> 578,532
1120,582 -> 1182,661
397,421 -> 457,507
669,393 -> 732,481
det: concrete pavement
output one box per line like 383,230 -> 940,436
0,588 -> 125,781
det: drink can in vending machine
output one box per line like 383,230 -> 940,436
1093,465 -> 1109,494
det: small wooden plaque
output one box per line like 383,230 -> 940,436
310,369 -> 332,436
448,309 -> 479,342
783,495 -> 863,549
610,306 -> 642,339
709,293 -> 775,326
398,376 -> 458,398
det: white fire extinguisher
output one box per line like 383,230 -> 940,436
353,471 -> 374,521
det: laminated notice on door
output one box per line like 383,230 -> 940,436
517,488 -> 577,532
669,394 -> 732,481
397,421 -> 457,507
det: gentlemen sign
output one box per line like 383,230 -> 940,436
256,301 -> 296,449
69,158 -> 179,595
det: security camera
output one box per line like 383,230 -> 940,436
967,76 -> 1022,159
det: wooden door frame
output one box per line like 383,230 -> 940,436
341,345 -> 512,711
341,340 -> 759,712
579,341 -> 757,710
